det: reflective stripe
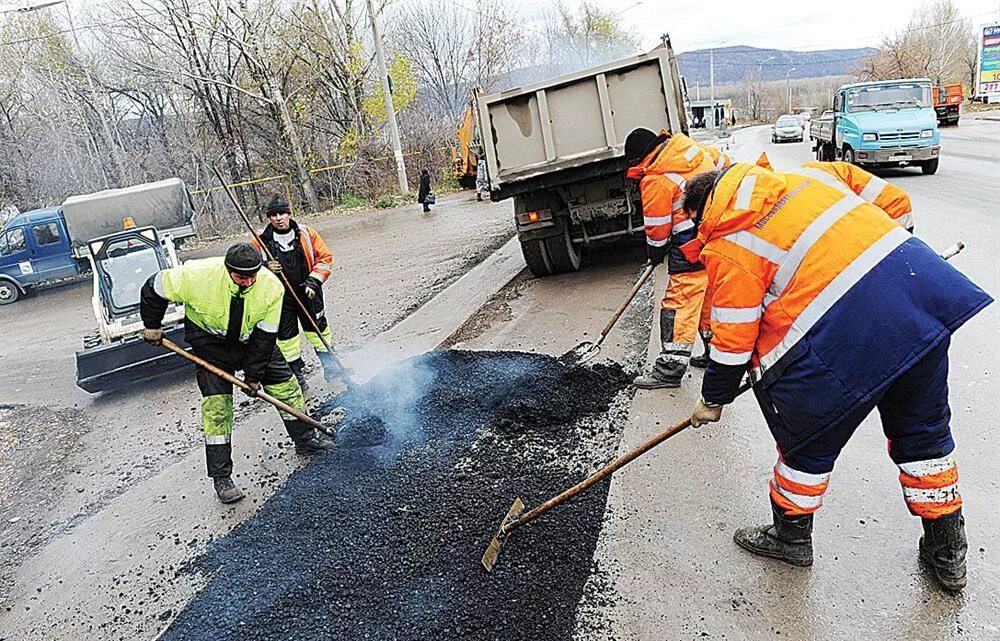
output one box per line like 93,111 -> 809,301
313,261 -> 332,270
763,292 -> 778,308
663,342 -> 694,352
758,226 -> 910,371
662,172 -> 686,189
902,483 -> 960,504
205,434 -> 231,445
860,175 -> 888,202
153,271 -> 167,298
734,175 -> 757,210
898,455 -> 956,477
672,219 -> 695,235
659,353 -> 692,363
308,270 -> 327,282
797,167 -> 852,194
711,305 -> 762,324
644,215 -> 672,226
202,326 -> 227,337
770,195 -> 862,297
257,320 -> 279,333
776,459 -> 831,487
683,145 -> 699,161
672,197 -> 685,211
770,480 -> 824,509
715,154 -> 726,170
648,236 -> 669,248
711,348 -> 752,365
722,230 -> 786,264
896,212 -> 914,229
300,227 -> 315,261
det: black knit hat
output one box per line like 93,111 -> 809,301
264,193 -> 291,217
225,242 -> 262,275
624,127 -> 658,166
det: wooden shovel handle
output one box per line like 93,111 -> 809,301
598,263 -> 656,341
160,338 -> 332,435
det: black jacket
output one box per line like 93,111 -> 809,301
417,173 -> 431,203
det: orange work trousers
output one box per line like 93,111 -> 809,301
661,269 -> 710,345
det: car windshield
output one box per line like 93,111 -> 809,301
847,83 -> 931,111
777,118 -> 799,126
98,238 -> 163,310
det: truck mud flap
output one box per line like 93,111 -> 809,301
75,326 -> 192,393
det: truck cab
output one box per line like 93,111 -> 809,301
0,208 -> 82,304
812,78 -> 941,175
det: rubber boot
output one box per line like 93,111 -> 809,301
213,477 -> 244,504
285,419 -> 335,455
690,332 -> 713,369
919,509 -> 968,592
316,351 -> 342,382
634,309 -> 687,389
288,357 -> 309,393
734,500 -> 814,567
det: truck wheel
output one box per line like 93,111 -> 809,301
0,281 -> 20,305
521,238 -> 554,277
921,158 -> 939,175
544,225 -> 582,274
843,147 -> 855,165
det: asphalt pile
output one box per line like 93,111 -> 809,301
161,350 -> 631,641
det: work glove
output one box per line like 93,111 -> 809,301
304,276 -> 322,300
267,260 -> 282,275
646,243 -> 666,267
142,327 -> 165,346
690,398 -> 723,428
242,381 -> 261,398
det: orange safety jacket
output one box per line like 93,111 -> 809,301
626,132 -> 728,273
800,161 -> 914,231
683,163 -> 990,449
253,222 -> 333,285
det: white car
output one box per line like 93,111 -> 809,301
772,115 -> 804,143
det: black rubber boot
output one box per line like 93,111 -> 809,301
316,351 -> 342,382
635,309 -> 688,389
689,332 -> 712,369
213,477 -> 244,504
288,358 -> 309,393
919,509 -> 968,592
734,500 -> 814,567
294,431 -> 336,455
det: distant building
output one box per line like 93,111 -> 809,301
690,99 -> 733,130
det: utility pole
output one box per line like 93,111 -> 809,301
786,67 -> 797,114
366,0 -> 408,194
710,49 -> 715,100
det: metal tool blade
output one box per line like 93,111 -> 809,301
481,497 -> 525,572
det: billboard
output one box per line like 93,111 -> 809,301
978,23 -> 1000,100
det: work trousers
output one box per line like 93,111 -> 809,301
756,337 -> 961,521
189,335 -> 308,478
276,288 -> 334,364
652,269 -> 711,379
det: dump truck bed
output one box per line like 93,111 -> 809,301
477,46 -> 686,197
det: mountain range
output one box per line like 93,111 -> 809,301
676,45 -> 877,85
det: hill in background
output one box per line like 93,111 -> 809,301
677,45 -> 875,84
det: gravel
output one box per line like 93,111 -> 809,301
160,349 -> 632,640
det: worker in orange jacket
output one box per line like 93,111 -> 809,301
679,163 -> 991,592
800,161 -> 914,231
252,194 -> 339,390
623,128 -> 728,387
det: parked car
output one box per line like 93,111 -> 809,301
772,115 -> 804,143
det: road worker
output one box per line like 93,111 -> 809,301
624,128 -> 729,386
253,194 -> 339,391
800,161 -> 914,231
140,242 -> 334,504
680,163 -> 992,591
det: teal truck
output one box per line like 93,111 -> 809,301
810,78 -> 941,175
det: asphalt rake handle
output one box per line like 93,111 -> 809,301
160,338 -> 336,437
210,165 -> 357,389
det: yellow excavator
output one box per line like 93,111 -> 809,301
450,88 -> 487,199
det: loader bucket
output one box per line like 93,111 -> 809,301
75,326 -> 192,393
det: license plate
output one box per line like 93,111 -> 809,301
892,155 -> 912,162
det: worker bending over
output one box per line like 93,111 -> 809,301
253,194 -> 339,391
680,162 -> 991,591
624,128 -> 730,388
140,243 -> 334,504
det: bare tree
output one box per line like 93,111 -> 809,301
541,1 -> 640,73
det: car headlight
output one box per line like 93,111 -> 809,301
862,133 -> 877,142
920,129 -> 934,138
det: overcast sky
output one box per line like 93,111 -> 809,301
510,0 -> 1000,53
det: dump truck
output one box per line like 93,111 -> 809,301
63,179 -> 196,392
475,39 -> 688,276
811,78 -> 941,174
932,84 -> 963,126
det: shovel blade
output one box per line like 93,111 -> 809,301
481,497 -> 524,573
561,342 -> 600,366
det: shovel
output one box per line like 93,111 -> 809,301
563,263 -> 656,365
160,338 -> 339,437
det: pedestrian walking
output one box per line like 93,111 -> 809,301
252,194 -> 340,391
624,128 -> 730,387
680,162 -> 992,591
418,167 -> 433,212
140,242 -> 334,504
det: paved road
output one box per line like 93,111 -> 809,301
583,120 -> 1000,640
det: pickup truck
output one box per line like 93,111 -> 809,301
476,39 -> 688,276
811,78 -> 941,175
933,84 -> 962,126
0,178 -> 197,391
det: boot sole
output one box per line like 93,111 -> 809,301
734,535 -> 813,567
217,492 -> 244,504
633,381 -> 682,390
